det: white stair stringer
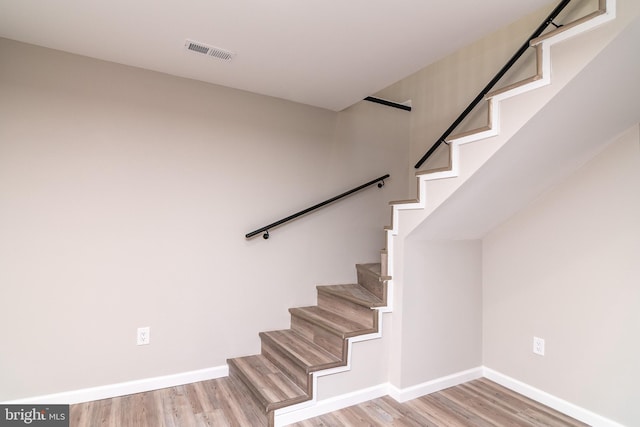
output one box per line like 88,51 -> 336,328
448,0 -> 615,146
273,2 -> 620,425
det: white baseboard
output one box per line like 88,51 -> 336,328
4,365 -> 624,427
483,367 -> 625,427
275,367 -> 483,426
275,383 -> 388,427
2,365 -> 228,405
277,366 -> 625,427
388,366 -> 484,403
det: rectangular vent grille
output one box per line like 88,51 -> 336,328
185,39 -> 235,61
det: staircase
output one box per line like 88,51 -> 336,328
227,263 -> 389,426
227,1 -> 617,426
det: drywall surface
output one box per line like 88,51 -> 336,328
375,1 -> 557,174
483,125 -> 640,426
399,239 -> 482,388
0,37 -> 409,400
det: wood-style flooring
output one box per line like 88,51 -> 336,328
70,377 -> 588,426
70,377 -> 268,427
293,378 -> 588,427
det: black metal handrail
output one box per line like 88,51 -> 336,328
414,0 -> 571,169
245,174 -> 389,239
364,96 -> 412,112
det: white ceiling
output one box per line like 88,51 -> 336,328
0,0 -> 552,111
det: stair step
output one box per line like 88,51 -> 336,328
530,9 -> 606,46
447,97 -> 495,142
388,198 -> 419,205
415,165 -> 453,177
289,306 -> 376,338
381,250 -> 388,277
485,45 -> 544,99
317,284 -> 384,308
227,354 -> 310,413
356,263 -> 388,303
225,377 -> 271,426
261,329 -> 343,372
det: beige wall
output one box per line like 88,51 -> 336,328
374,2 -> 557,175
3,0 -> 637,415
0,38 -> 409,400
483,125 -> 640,426
400,239 -> 482,387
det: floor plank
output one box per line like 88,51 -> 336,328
295,379 -> 588,427
70,377 -> 588,426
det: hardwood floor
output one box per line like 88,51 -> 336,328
70,377 -> 588,426
70,377 -> 268,427
292,378 -> 588,427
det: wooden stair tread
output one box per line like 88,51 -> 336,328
447,125 -> 493,142
485,75 -> 542,99
260,330 -> 342,371
289,306 -> 375,338
227,354 -> 309,412
416,165 -> 452,176
389,198 -> 420,205
530,9 -> 606,45
317,283 -> 384,308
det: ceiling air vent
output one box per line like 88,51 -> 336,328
184,39 -> 235,62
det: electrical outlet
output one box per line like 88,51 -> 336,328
533,336 -> 545,356
137,327 -> 150,345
